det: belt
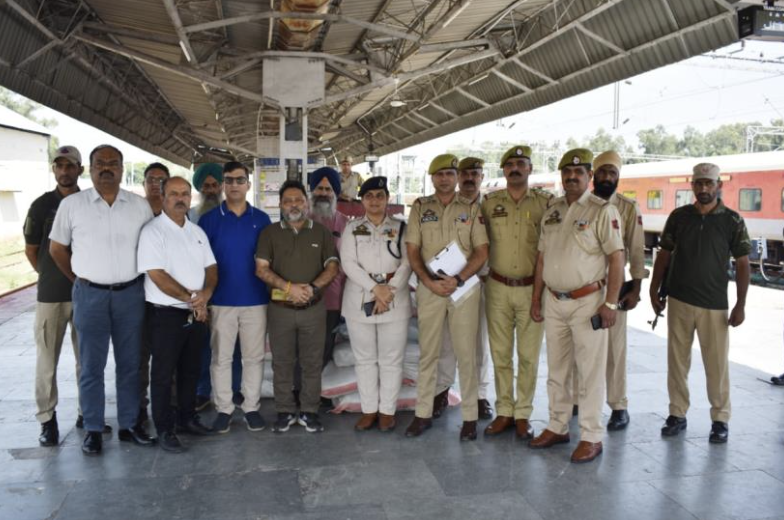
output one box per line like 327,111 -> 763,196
549,280 -> 605,301
489,270 -> 534,287
80,275 -> 142,291
369,272 -> 395,284
151,304 -> 191,314
271,295 -> 322,310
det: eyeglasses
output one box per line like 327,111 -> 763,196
224,176 -> 248,185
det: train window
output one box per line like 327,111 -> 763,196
675,190 -> 693,208
739,188 -> 761,212
622,191 -> 636,200
647,190 -> 663,209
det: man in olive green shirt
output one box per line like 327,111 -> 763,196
650,162 -> 750,444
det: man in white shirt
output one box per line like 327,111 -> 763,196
138,177 -> 218,453
49,144 -> 155,456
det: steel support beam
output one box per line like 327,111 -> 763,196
456,87 -> 490,107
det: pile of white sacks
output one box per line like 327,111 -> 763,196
259,316 -> 461,413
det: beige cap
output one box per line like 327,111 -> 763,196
593,150 -> 622,171
53,145 -> 82,165
339,155 -> 353,164
692,162 -> 720,182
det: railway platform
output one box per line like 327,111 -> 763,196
0,282 -> 783,520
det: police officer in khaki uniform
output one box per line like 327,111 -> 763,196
481,146 -> 551,440
529,148 -> 625,464
433,157 -> 493,421
338,156 -> 364,202
405,154 -> 489,441
592,151 -> 647,431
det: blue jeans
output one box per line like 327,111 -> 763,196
196,333 -> 242,397
72,278 -> 144,431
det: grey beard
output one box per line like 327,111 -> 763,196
283,209 -> 305,223
197,193 -> 223,216
311,198 -> 335,220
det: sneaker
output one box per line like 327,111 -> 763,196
38,413 -> 59,447
75,415 -> 113,434
244,411 -> 266,432
194,395 -> 211,412
272,413 -> 297,433
212,413 -> 232,434
298,412 -> 325,433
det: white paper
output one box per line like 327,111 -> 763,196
427,241 -> 480,303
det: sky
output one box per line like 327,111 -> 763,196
25,40 -> 784,169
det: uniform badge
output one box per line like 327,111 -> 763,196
353,224 -> 371,236
382,227 -> 397,240
455,213 -> 469,224
491,204 -> 508,218
574,219 -> 590,231
572,155 -> 580,165
611,219 -> 619,230
478,216 -> 485,224
637,215 -> 643,226
451,158 -> 458,168
421,209 -> 438,223
473,161 -> 482,169
516,148 -> 523,156
544,210 -> 561,225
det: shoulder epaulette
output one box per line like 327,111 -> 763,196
587,193 -> 609,206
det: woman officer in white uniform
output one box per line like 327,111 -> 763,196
340,177 -> 412,432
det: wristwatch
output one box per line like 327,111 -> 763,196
309,283 -> 320,297
454,275 -> 465,288
604,301 -> 618,311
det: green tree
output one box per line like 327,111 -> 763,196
637,125 -> 680,156
679,126 -> 707,156
703,122 -> 752,156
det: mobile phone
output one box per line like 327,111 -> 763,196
363,301 -> 376,317
590,314 -> 602,330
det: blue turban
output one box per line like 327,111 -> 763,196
309,167 -> 341,196
193,163 -> 223,191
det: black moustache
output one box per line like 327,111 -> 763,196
175,202 -> 187,208
565,179 -> 579,184
99,170 -> 113,177
462,181 -> 475,186
508,171 -> 522,177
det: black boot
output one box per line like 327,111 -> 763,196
38,413 -> 59,447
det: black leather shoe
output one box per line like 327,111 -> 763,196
118,426 -> 155,446
75,415 -> 113,434
478,399 -> 493,420
39,414 -> 59,447
709,421 -> 728,444
82,431 -> 102,455
432,389 -> 449,418
159,431 -> 185,453
405,416 -> 433,437
178,416 -> 215,436
771,373 -> 784,386
607,409 -> 630,431
661,415 -> 687,436
460,421 -> 478,441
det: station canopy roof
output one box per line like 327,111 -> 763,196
0,0 -> 747,167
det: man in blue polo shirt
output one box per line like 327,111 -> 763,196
199,161 -> 271,433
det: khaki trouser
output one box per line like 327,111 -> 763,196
415,284 -> 480,421
345,318 -> 408,415
209,305 -> 267,415
667,296 -> 731,423
485,278 -> 544,419
35,302 -> 80,423
544,289 -> 607,443
436,285 -> 491,399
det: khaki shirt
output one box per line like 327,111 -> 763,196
255,219 -> 339,284
340,171 -> 363,200
340,216 -> 412,323
538,190 -> 624,292
405,193 -> 489,268
608,192 -> 647,280
481,188 -> 551,279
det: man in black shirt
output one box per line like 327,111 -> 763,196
23,145 -> 110,446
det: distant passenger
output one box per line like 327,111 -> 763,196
49,144 -> 155,455
650,162 -> 751,444
138,162 -> 170,429
256,180 -> 340,433
337,155 -> 363,201
198,162 -> 270,434
308,167 -> 348,370
24,145 -> 108,446
434,156 -> 494,422
138,177 -> 217,452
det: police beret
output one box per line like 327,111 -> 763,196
310,166 -> 342,196
428,154 -> 459,175
500,145 -> 532,166
458,157 -> 485,171
692,162 -> 720,182
359,176 -> 389,198
593,150 -> 622,171
558,148 -> 594,170
193,163 -> 223,191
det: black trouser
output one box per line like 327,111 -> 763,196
150,306 -> 205,435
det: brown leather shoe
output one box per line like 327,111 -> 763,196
405,416 -> 433,437
484,415 -> 514,436
460,420 -> 477,441
432,389 -> 449,418
529,429 -> 570,449
378,413 -> 396,432
515,419 -> 534,440
570,441 -> 603,463
354,413 -> 378,431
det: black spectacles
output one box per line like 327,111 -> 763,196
224,177 -> 248,185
